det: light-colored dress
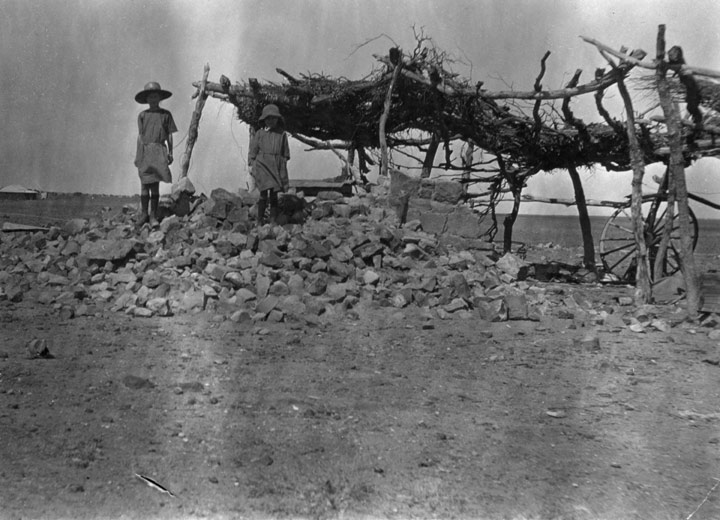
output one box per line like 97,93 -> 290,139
135,108 -> 177,184
248,127 -> 290,192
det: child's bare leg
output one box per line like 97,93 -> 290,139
139,183 -> 150,224
148,182 -> 160,224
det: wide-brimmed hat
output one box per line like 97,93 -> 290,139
135,82 -> 172,104
259,104 -> 284,123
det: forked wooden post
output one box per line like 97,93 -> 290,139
180,63 -> 210,180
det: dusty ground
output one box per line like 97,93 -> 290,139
3,266 -> 720,520
2,198 -> 720,519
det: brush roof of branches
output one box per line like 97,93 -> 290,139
197,42 -> 720,176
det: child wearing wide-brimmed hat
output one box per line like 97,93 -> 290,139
248,104 -> 290,225
134,81 -> 178,226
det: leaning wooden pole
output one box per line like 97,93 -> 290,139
654,25 -> 700,316
379,49 -> 402,176
180,63 -> 210,180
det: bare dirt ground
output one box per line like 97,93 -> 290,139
2,197 -> 720,520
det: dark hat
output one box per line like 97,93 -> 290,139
135,81 -> 172,104
259,104 -> 284,123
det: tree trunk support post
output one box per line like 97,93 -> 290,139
561,73 -> 597,271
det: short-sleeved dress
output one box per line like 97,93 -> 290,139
248,127 -> 290,192
134,108 -> 177,184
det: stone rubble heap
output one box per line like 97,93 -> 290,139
0,183 -> 643,327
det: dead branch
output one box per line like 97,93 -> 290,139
180,63 -> 210,180
533,51 -> 551,131
581,35 -> 720,79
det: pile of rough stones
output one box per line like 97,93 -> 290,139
0,183 -> 603,325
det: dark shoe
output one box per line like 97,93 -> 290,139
137,213 -> 149,226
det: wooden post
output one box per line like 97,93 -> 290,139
616,75 -> 652,302
379,49 -> 402,176
503,190 -> 522,254
561,73 -> 597,272
497,155 -> 521,254
655,25 -> 700,316
653,168 -> 676,278
180,63 -> 210,180
421,132 -> 440,179
567,165 -> 596,271
461,141 -> 474,195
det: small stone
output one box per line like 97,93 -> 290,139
146,297 -> 171,316
81,239 -> 134,262
504,292 -> 528,320
495,253 -> 527,279
266,309 -> 285,322
326,283 -> 347,302
224,271 -> 245,289
650,319 -> 671,333
255,295 -> 279,314
575,334 -> 600,351
332,204 -> 351,219
477,299 -> 507,322
269,280 -> 289,296
628,323 -> 645,333
202,285 -> 218,298
121,375 -> 155,390
27,339 -> 52,359
287,274 -> 305,295
133,307 -> 154,318
392,293 -> 409,308
235,288 -> 257,303
363,270 -> 380,285
63,218 -> 87,235
230,310 -> 253,324
443,298 -> 468,313
255,275 -> 271,299
259,252 -> 283,268
709,329 -> 720,340
5,286 -> 23,303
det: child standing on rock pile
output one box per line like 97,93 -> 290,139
248,104 -> 290,225
134,81 -> 178,226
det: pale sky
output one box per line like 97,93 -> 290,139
1,0 -> 719,216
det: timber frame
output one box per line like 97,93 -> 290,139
187,29 -> 720,312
